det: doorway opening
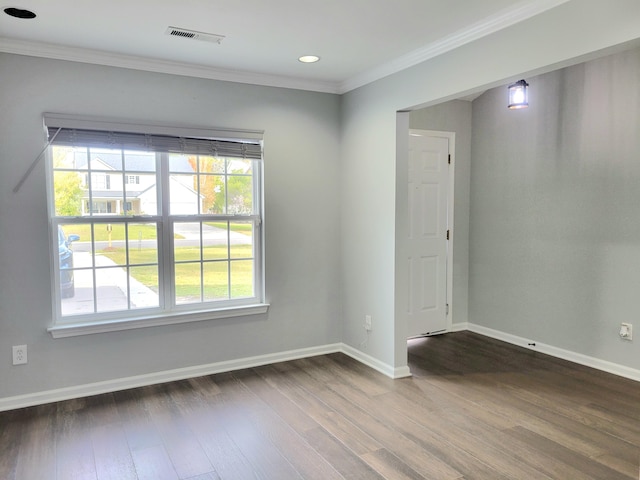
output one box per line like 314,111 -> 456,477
405,130 -> 454,338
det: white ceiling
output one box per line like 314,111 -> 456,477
0,0 -> 569,93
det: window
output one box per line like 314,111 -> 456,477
46,114 -> 266,337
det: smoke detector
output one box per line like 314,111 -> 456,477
165,26 -> 225,44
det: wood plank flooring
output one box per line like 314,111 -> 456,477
1,331 -> 640,479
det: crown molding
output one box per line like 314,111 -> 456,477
338,0 -> 571,93
0,0 -> 569,96
0,37 -> 341,94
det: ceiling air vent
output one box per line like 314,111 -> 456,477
165,26 -> 225,44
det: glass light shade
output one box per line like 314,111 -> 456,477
508,79 -> 529,109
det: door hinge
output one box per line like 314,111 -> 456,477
446,229 -> 450,240
448,154 -> 451,164
446,304 -> 449,315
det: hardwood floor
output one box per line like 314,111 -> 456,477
1,331 -> 640,479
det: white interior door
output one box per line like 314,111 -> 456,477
407,130 -> 450,337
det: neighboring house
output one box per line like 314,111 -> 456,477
72,151 -> 203,215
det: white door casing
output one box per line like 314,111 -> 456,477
406,130 -> 452,337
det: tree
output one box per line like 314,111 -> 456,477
186,156 -> 253,214
53,148 -> 84,216
227,172 -> 252,214
188,156 -> 225,213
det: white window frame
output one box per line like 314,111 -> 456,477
45,114 -> 268,338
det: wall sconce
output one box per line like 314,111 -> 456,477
508,79 -> 529,109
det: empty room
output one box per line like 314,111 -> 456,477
1,1 -> 640,478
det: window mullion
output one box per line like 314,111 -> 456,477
224,159 -> 229,215
200,221 -> 204,302
124,223 -> 131,311
159,152 -> 173,309
121,150 -> 128,216
86,147 -> 93,215
120,150 -> 131,309
90,223 -> 98,314
226,220 -> 232,299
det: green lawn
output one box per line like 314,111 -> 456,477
99,245 -> 253,300
63,222 -> 252,242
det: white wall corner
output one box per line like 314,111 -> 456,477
451,322 -> 469,332
341,343 -> 411,379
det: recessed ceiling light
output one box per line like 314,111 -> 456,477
4,7 -> 37,19
298,55 -> 320,63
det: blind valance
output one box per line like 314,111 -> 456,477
44,114 -> 263,160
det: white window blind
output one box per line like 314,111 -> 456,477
44,112 -> 263,159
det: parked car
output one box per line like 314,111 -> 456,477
58,226 -> 80,298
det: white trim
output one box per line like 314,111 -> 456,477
419,130 -> 456,333
341,344 -> 412,379
450,322 -> 469,332
48,304 -> 270,338
0,37 -> 340,94
8,325 -> 638,412
447,134 -> 455,331
0,342 -> 406,412
467,323 -> 640,383
0,0 -> 569,95
338,0 -> 571,93
395,126 -> 456,337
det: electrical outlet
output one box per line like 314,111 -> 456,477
12,345 -> 27,365
620,323 -> 633,341
365,315 -> 372,332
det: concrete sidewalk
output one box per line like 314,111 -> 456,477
61,252 -> 159,316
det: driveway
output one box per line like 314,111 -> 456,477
71,222 -> 251,253
173,222 -> 252,245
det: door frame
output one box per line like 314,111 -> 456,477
414,129 -> 455,334
395,125 -> 456,340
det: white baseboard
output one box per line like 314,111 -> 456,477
0,343 -> 340,412
341,344 -> 412,379
467,323 -> 640,382
0,342 -> 406,412
451,321 -> 469,332
7,325 -> 636,412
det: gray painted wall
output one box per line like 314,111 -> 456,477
3,1 -> 640,400
0,54 -> 342,398
340,1 -> 640,369
469,47 -> 640,368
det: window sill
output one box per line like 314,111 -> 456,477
48,303 -> 270,338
